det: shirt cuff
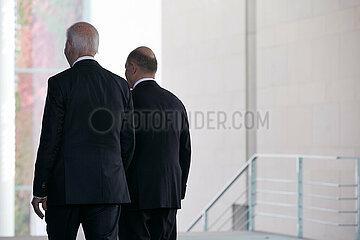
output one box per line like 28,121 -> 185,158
33,195 -> 47,200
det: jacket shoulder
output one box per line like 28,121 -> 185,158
48,68 -> 72,85
102,68 -> 130,89
160,86 -> 186,109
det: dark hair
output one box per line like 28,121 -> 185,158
127,49 -> 157,73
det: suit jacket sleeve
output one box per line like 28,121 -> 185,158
33,78 -> 65,197
120,89 -> 135,171
180,106 -> 191,199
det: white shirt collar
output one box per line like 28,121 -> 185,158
133,78 -> 155,89
72,56 -> 95,67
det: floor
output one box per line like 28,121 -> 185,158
178,231 -> 307,240
0,231 -> 308,240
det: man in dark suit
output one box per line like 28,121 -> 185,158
31,22 -> 135,240
118,47 -> 191,240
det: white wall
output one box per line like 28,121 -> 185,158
0,0 -> 15,236
163,0 -> 360,238
91,0 -> 162,81
162,0 -> 247,231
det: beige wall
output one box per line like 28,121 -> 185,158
162,0 -> 360,238
256,0 -> 360,239
257,0 -> 360,156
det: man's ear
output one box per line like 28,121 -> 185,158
131,62 -> 137,75
66,40 -> 71,53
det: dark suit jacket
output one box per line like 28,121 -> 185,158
124,80 -> 191,210
33,59 -> 135,206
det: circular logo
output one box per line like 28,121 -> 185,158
88,107 -> 115,134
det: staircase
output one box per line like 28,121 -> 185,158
186,154 -> 360,240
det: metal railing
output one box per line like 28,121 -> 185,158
186,154 -> 360,240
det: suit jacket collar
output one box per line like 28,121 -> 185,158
133,80 -> 157,89
72,59 -> 100,68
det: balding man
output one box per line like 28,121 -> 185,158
31,22 -> 135,240
119,47 -> 191,240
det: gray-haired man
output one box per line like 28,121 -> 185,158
31,22 -> 134,240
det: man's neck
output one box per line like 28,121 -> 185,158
133,77 -> 155,89
72,55 -> 95,67
138,74 -> 155,80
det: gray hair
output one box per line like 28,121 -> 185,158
66,22 -> 99,55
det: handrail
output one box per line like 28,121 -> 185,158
209,189 -> 248,230
255,153 -> 339,160
186,155 -> 256,231
186,153 -> 360,239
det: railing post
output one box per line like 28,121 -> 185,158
297,157 -> 303,238
248,157 -> 256,231
356,158 -> 360,240
204,210 -> 208,232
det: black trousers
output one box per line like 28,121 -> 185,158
45,204 -> 121,240
119,208 -> 177,240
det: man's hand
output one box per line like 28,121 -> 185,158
31,197 -> 47,219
